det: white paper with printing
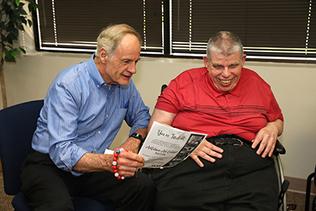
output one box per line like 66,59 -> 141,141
138,121 -> 207,168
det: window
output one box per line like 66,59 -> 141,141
170,0 -> 316,61
35,0 -> 316,62
35,0 -> 164,54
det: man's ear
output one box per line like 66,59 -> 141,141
203,56 -> 209,68
99,48 -> 108,63
241,53 -> 246,65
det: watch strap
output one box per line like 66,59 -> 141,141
130,133 -> 144,143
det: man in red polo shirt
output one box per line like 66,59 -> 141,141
149,31 -> 284,211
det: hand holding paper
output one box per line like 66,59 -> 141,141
138,121 -> 206,168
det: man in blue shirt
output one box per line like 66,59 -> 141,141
21,24 -> 154,211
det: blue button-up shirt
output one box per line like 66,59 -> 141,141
32,55 -> 150,174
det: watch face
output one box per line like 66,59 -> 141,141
131,133 -> 144,141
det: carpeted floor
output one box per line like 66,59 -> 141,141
286,191 -> 307,211
0,172 -> 13,211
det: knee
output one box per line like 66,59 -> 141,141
154,193 -> 171,211
23,185 -> 74,211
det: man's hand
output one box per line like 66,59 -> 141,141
190,139 -> 223,167
121,136 -> 142,153
121,128 -> 147,153
73,150 -> 143,177
251,119 -> 283,158
115,150 -> 144,177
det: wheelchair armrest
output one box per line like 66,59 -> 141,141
161,84 -> 168,94
274,140 -> 286,155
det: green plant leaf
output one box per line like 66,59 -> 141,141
20,10 -> 27,16
4,48 -> 21,62
1,0 -> 38,63
15,0 -> 20,6
5,51 -> 16,62
28,0 -> 38,11
27,19 -> 33,27
21,18 -> 27,25
19,47 -> 26,54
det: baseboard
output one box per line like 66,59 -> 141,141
285,176 -> 315,195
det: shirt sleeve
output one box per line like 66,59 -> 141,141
267,89 -> 284,122
46,81 -> 87,175
124,81 -> 150,135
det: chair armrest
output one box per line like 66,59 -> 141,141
274,140 -> 286,155
161,84 -> 168,94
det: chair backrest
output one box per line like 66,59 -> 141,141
0,100 -> 43,195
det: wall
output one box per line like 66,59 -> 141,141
2,52 -> 316,180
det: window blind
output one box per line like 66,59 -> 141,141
36,0 -> 164,54
34,0 -> 316,62
170,0 -> 316,61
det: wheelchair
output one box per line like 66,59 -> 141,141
274,144 -> 289,211
305,165 -> 316,211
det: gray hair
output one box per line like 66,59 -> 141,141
206,31 -> 243,59
95,24 -> 142,56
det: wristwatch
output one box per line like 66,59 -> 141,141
130,133 -> 144,143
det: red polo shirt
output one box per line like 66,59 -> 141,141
155,67 -> 284,141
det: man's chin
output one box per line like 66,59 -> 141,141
216,84 -> 235,92
117,78 -> 131,86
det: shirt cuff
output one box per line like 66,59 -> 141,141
69,147 -> 88,176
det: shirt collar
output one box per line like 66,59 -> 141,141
87,54 -> 121,89
87,54 -> 115,89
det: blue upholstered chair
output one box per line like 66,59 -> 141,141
0,100 -> 114,211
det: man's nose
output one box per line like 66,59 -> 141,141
222,67 -> 230,77
128,62 -> 137,74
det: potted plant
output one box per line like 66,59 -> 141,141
0,0 -> 37,108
